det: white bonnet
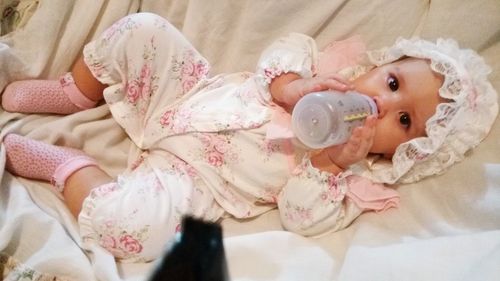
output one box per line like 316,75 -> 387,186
353,37 -> 499,184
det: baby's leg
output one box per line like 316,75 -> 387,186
81,12 -> 212,148
1,61 -> 104,114
78,169 -> 210,262
64,165 -> 112,218
3,134 -> 112,217
71,56 -> 107,103
2,53 -> 105,115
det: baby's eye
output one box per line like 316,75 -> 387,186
387,75 -> 399,92
399,112 -> 411,128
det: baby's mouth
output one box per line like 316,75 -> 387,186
372,97 -> 381,115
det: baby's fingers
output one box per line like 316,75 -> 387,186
363,115 -> 377,143
320,73 -> 354,91
310,76 -> 352,93
323,72 -> 352,84
323,78 -> 353,92
345,127 -> 365,153
347,121 -> 374,155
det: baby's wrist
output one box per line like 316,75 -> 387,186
325,152 -> 348,171
269,73 -> 301,106
310,150 -> 345,175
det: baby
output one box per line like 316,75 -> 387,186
1,13 -> 498,262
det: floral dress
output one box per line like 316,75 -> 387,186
79,12 -> 399,263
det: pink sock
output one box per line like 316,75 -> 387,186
4,134 -> 98,192
2,73 -> 98,115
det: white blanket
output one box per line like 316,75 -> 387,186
1,0 -> 499,280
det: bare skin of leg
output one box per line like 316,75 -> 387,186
71,56 -> 107,102
63,166 -> 113,218
62,57 -> 112,218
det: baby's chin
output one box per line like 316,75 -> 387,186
368,152 -> 393,160
382,153 -> 393,160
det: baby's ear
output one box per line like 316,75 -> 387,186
317,35 -> 366,76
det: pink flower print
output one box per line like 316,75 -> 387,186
237,89 -> 255,104
126,80 -> 141,104
264,68 -> 274,78
327,175 -> 338,188
181,59 -> 195,76
171,107 -> 193,133
171,157 -> 198,178
326,175 -> 342,202
94,183 -> 118,197
126,62 -> 156,105
103,17 -> 138,42
119,234 -> 143,254
194,61 -> 209,78
100,235 -> 117,251
103,18 -> 126,41
182,75 -> 198,93
207,151 -> 224,167
140,65 -> 153,92
153,17 -> 169,30
285,204 -> 313,223
104,220 -> 115,228
91,64 -> 106,78
292,162 -> 306,176
160,109 -> 176,127
262,140 -> 281,158
139,64 -> 153,94
213,139 -> 229,154
226,151 -> 239,163
170,50 -> 210,95
140,64 -> 152,79
320,192 -> 329,201
184,164 -> 198,178
257,188 -> 279,204
131,155 -> 146,171
264,67 -> 283,83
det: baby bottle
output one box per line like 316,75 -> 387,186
291,90 -> 377,149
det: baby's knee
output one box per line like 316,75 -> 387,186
126,12 -> 176,36
87,211 -> 178,262
79,180 -> 182,262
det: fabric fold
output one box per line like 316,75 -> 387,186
345,175 -> 400,212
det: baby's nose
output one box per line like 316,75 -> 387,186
374,94 -> 400,119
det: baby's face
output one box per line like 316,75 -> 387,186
352,58 -> 444,158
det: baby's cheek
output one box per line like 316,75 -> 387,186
370,122 -> 403,155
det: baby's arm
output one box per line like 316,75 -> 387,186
277,159 -> 399,236
269,72 -> 352,112
257,33 -> 349,111
277,159 -> 362,236
257,33 -> 375,174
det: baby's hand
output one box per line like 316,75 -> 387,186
278,73 -> 353,111
323,115 -> 377,169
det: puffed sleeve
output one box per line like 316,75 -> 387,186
255,33 -> 319,90
277,159 -> 400,237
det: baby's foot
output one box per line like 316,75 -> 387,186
3,134 -> 97,191
2,73 -> 97,114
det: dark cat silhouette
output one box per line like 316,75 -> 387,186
148,216 -> 229,281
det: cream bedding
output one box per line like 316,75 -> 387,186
0,0 -> 499,280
